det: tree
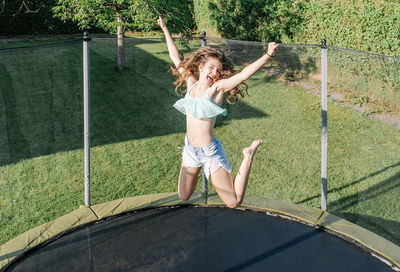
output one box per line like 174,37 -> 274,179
0,0 -> 39,14
0,0 -> 81,35
53,0 -> 194,70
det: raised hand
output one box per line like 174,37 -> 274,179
267,42 -> 279,57
157,16 -> 167,30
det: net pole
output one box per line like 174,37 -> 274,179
83,32 -> 91,207
201,31 -> 207,47
201,31 -> 208,195
202,171 -> 208,195
321,39 -> 328,211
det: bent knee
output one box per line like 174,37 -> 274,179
178,192 -> 191,201
225,200 -> 241,209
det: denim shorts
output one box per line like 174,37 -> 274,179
182,135 -> 232,179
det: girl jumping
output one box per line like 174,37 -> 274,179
158,16 -> 279,208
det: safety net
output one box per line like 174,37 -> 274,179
0,35 -> 399,270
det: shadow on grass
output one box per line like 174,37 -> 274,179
329,171 -> 400,245
0,63 -> 31,163
0,38 -> 267,166
296,162 -> 400,205
295,162 -> 400,245
328,171 -> 400,212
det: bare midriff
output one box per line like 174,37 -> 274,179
186,115 -> 216,147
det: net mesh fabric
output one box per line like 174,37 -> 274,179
0,36 -> 399,250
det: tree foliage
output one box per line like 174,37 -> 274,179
52,0 -> 194,70
52,0 -> 194,35
0,0 -> 80,35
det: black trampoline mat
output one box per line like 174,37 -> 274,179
7,206 -> 393,272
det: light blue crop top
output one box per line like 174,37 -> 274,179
173,82 -> 227,119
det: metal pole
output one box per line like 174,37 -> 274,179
321,39 -> 328,211
202,170 -> 208,195
83,32 -> 91,207
201,30 -> 207,196
201,31 -> 207,47
201,31 -> 207,196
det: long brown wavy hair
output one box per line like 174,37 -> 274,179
171,46 -> 248,104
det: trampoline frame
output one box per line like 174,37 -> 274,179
0,193 -> 399,271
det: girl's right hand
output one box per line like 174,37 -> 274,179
157,16 -> 166,30
267,42 -> 279,57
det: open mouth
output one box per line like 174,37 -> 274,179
206,75 -> 214,84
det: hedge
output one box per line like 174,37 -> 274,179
195,0 -> 400,57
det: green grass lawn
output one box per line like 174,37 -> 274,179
0,37 -> 399,247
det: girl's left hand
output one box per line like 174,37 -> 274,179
267,42 -> 279,57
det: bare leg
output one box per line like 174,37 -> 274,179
178,162 -> 201,201
234,139 -> 263,202
210,140 -> 263,208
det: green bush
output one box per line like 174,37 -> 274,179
298,0 -> 400,57
206,0 -> 304,42
195,0 -> 400,57
193,0 -> 219,37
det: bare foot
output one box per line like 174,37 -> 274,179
242,140 -> 263,159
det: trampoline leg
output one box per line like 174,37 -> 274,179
202,169 -> 208,194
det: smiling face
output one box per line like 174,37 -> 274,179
199,57 -> 223,86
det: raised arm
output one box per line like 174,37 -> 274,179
216,42 -> 280,92
157,16 -> 182,69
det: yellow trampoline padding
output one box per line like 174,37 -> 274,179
90,192 -> 206,219
0,205 -> 97,269
210,193 -> 325,225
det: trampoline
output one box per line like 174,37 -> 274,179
1,193 -> 399,271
